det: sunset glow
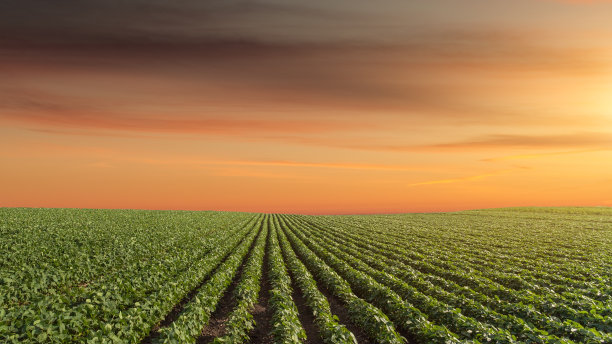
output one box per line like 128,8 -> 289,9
1,0 -> 612,213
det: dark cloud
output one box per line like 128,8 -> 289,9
0,1 -> 349,48
2,31 -> 603,103
1,31 -> 605,129
1,1 -> 610,137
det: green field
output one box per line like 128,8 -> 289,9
1,207 -> 611,343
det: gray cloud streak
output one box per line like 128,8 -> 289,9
2,0 -> 610,140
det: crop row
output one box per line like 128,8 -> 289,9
2,207 -> 610,344
278,215 -> 456,343
323,216 -> 611,306
336,213 -> 611,284
300,215 -> 612,342
295,214 -> 612,342
210,214 -> 269,343
307,216 -> 612,321
1,211 -> 258,343
288,216 -> 577,343
274,215 -> 357,344
154,215 -> 264,343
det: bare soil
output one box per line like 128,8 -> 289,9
318,285 -> 373,344
290,280 -> 324,344
246,229 -> 273,344
197,223 -> 263,343
141,232 -> 251,344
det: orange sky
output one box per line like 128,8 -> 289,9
1,0 -> 612,214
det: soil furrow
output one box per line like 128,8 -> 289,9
290,280 -> 324,344
296,218 -> 417,344
247,220 -> 273,344
315,279 -> 373,344
141,222 -> 256,344
196,220 -> 264,343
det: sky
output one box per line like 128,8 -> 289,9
1,0 -> 612,214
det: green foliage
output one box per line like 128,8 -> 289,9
211,216 -> 268,343
1,207 -> 610,343
278,217 -> 407,343
292,208 -> 612,343
156,216 -> 264,343
0,209 -> 256,343
275,215 -> 357,344
267,217 -> 307,344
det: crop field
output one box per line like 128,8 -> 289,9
1,207 -> 611,343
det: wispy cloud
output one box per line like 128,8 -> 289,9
483,149 -> 607,162
422,133 -> 612,151
2,26 -> 609,131
1,111 -> 371,137
409,169 -> 516,187
86,161 -> 114,168
546,0 -> 612,3
208,168 -> 307,180
133,158 -> 425,172
305,133 -> 612,153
